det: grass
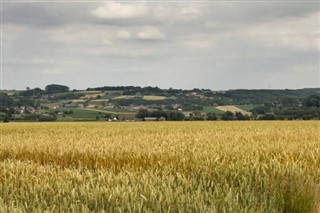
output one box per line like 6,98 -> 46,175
202,106 -> 225,114
0,121 -> 319,212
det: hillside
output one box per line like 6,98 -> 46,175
1,85 -> 320,122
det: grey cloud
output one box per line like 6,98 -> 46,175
3,2 -> 96,26
202,2 -> 318,24
2,1 -> 319,90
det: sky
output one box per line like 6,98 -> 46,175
1,0 -> 319,90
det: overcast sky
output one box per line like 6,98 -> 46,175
1,0 -> 319,90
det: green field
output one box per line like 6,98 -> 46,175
202,106 -> 225,114
55,108 -> 135,121
235,104 -> 261,111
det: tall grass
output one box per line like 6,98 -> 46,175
0,121 -> 319,212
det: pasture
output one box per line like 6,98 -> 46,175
0,121 -> 319,212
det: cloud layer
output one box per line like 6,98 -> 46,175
2,1 -> 319,90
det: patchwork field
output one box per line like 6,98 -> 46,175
216,105 -> 252,115
113,95 -> 135,99
113,95 -> 167,101
0,121 -> 319,212
143,95 -> 167,100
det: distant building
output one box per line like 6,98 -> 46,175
144,117 -> 158,121
26,107 -> 35,113
159,116 -> 166,121
104,104 -> 115,109
183,112 -> 194,118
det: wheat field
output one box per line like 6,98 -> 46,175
0,121 -> 319,212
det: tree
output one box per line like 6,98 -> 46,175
3,114 -> 10,123
45,84 -> 70,93
0,93 -> 14,107
251,106 -> 269,114
20,88 -> 43,97
221,111 -> 234,120
136,109 -> 149,118
104,114 -> 112,119
235,112 -> 249,120
38,114 -> 56,122
304,94 -> 320,108
207,113 -> 217,121
281,96 -> 299,107
259,114 -> 276,120
175,112 -> 185,121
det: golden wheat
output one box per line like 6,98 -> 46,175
0,121 -> 319,212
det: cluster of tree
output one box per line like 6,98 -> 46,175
223,88 -> 320,105
136,109 -> 185,121
111,95 -> 220,111
174,97 -> 211,108
88,86 -> 217,97
50,93 -> 83,100
14,112 -> 57,122
20,87 -> 43,97
0,93 -> 15,107
249,94 -> 320,120
0,93 -> 39,108
136,109 -> 252,121
304,94 -> 320,108
45,84 -> 70,93
220,111 -> 251,121
19,84 -> 71,97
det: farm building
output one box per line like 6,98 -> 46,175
144,117 -> 158,121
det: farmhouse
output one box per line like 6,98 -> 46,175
159,116 -> 166,121
183,112 -> 195,118
144,117 -> 158,121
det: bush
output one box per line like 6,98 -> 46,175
23,114 -> 40,121
260,114 -> 276,120
207,113 -> 218,121
221,111 -> 234,120
38,114 -> 56,122
3,115 -> 10,123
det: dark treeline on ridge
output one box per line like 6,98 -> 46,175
1,84 -> 320,122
